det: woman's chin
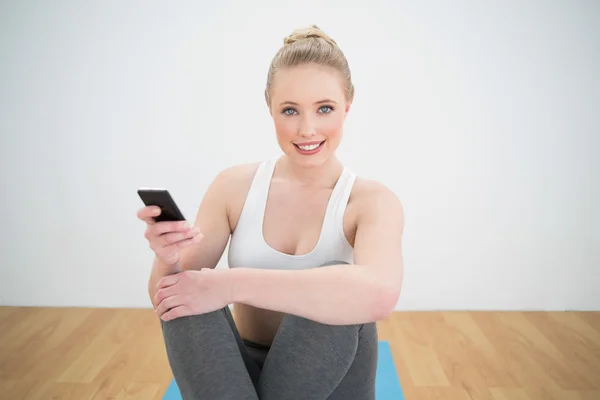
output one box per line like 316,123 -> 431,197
290,150 -> 329,166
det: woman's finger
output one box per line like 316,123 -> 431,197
158,234 -> 204,258
156,294 -> 181,317
155,235 -> 202,264
161,305 -> 192,321
154,285 -> 177,307
138,206 -> 161,222
153,220 -> 192,236
146,221 -> 191,244
158,227 -> 201,247
156,273 -> 181,290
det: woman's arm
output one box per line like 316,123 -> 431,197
148,167 -> 234,308
228,184 -> 404,325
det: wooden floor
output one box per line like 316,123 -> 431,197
0,307 -> 599,400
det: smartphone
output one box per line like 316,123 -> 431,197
137,188 -> 186,222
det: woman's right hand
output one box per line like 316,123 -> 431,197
137,205 -> 204,266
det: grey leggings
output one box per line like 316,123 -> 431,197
160,262 -> 379,400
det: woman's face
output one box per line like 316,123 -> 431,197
268,63 -> 351,168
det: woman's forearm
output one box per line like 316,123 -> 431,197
148,257 -> 182,308
228,264 -> 396,325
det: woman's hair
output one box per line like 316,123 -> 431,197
264,25 -> 354,106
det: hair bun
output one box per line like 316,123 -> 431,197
283,24 -> 337,46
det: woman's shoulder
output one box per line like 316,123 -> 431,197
210,161 -> 265,202
214,160 -> 263,185
350,177 -> 403,218
351,177 -> 398,200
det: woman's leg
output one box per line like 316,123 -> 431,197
257,261 -> 379,400
242,338 -> 271,370
324,321 -> 378,400
160,306 -> 261,400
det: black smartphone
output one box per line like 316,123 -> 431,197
137,188 -> 186,222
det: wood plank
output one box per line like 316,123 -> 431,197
391,312 -> 450,387
0,306 -> 598,399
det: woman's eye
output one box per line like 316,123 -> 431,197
282,105 -> 334,115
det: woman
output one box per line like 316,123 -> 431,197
137,25 -> 404,400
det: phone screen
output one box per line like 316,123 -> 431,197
137,188 -> 186,222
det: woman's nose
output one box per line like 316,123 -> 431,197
298,118 -> 317,137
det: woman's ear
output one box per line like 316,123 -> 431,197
344,101 -> 352,117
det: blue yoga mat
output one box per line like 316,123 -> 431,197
162,340 -> 403,399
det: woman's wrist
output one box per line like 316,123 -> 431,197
220,268 -> 242,305
154,256 -> 182,274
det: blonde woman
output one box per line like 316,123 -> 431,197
138,25 -> 404,400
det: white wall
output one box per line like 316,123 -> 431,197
1,0 -> 598,311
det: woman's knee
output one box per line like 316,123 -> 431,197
160,306 -> 231,341
358,321 -> 378,348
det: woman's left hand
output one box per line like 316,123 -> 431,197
154,268 -> 233,321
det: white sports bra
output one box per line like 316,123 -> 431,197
227,157 -> 356,270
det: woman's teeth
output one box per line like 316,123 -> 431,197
298,143 -> 321,151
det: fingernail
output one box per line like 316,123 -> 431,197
192,227 -> 200,234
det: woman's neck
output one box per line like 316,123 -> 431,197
277,155 -> 344,189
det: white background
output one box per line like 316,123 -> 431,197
1,0 -> 598,310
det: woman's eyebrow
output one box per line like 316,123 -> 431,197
279,99 -> 338,106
